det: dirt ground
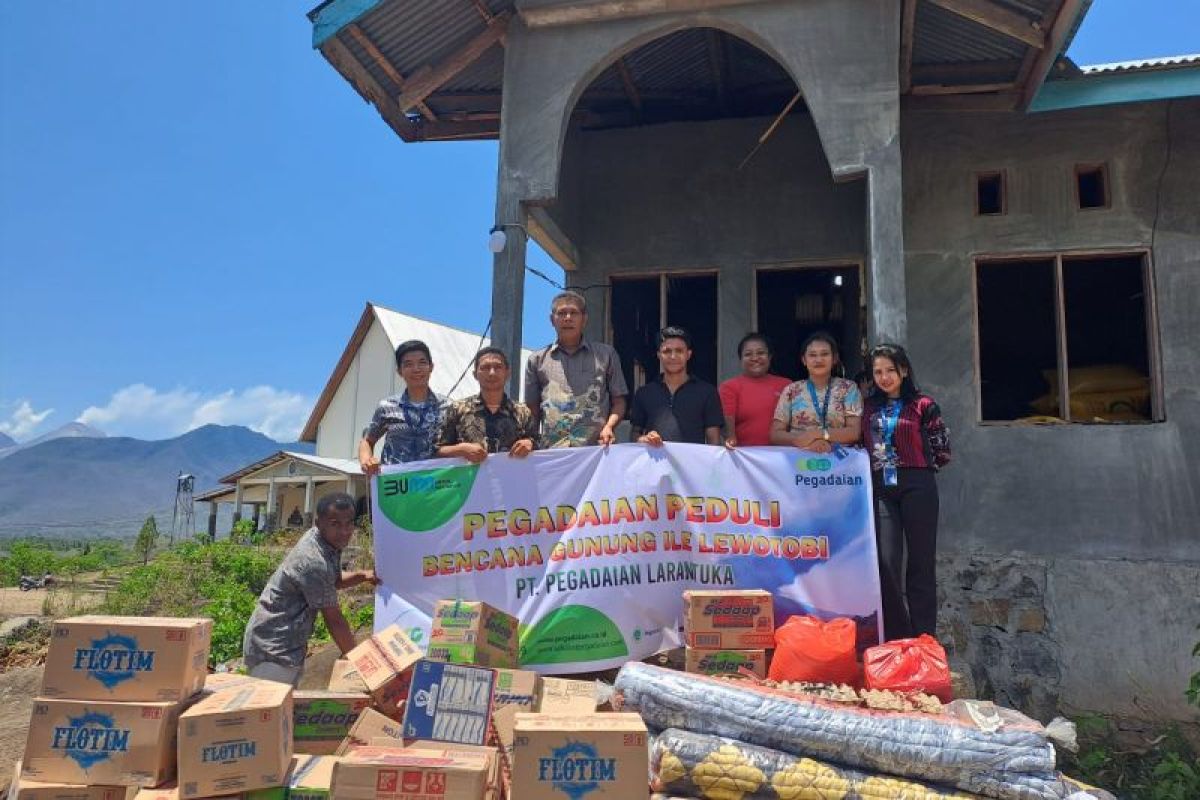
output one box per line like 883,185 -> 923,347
0,664 -> 43,791
0,587 -> 108,618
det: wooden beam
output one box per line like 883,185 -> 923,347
398,13 -> 510,113
912,59 -> 1023,85
419,119 -> 501,141
345,24 -> 437,122
706,29 -> 730,113
616,58 -> 643,114
900,0 -> 917,93
320,36 -> 417,142
522,0 -> 769,28
467,0 -> 494,23
910,81 -> 1016,95
926,0 -> 1045,49
526,206 -> 580,272
902,91 -> 1019,112
1020,0 -> 1088,110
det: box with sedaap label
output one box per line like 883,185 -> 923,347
292,692 -> 371,755
510,713 -> 648,800
401,661 -> 495,747
684,647 -> 768,678
176,682 -> 292,799
426,601 -> 519,669
40,617 -> 211,703
682,589 -> 774,649
331,747 -> 494,800
344,626 -> 422,718
21,698 -> 184,786
8,761 -> 139,800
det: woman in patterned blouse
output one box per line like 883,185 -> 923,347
861,343 -> 951,640
769,331 -> 863,453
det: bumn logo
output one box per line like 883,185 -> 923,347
74,633 -> 155,690
538,741 -> 616,800
52,711 -> 130,769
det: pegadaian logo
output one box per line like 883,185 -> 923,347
52,711 -> 130,769
74,633 -> 155,690
538,741 -> 616,800
794,456 -> 833,472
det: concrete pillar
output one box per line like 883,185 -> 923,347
265,478 -> 278,532
231,482 -> 243,527
252,503 -> 262,530
490,200 -> 528,398
207,503 -> 218,540
303,477 -> 315,528
865,140 -> 907,344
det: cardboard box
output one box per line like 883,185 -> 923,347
398,745 -> 498,800
177,682 -> 293,798
426,601 -> 519,670
345,627 -> 422,717
293,692 -> 371,755
132,785 -> 240,800
326,662 -> 368,694
41,617 -> 212,703
535,679 -> 595,714
8,761 -> 138,800
682,589 -> 775,649
22,698 -> 183,787
490,670 -> 539,714
331,748 -> 492,800
401,661 -> 495,747
684,647 -> 768,678
511,714 -> 648,800
199,673 -> 265,695
243,754 -> 338,800
334,709 -> 404,757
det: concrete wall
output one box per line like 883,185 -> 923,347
902,99 -> 1200,724
567,113 -> 866,379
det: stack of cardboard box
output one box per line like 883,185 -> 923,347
681,589 -> 774,679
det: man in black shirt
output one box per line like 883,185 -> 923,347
630,326 -> 724,445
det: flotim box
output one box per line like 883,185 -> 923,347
344,626 -> 422,717
402,661 -> 495,747
510,713 -> 648,800
331,747 -> 494,800
8,761 -> 139,800
684,647 -> 768,678
426,600 -> 519,669
682,589 -> 775,649
176,682 -> 292,798
292,691 -> 370,755
41,617 -> 211,703
21,699 -> 183,786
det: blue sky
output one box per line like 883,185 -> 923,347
0,2 -> 1195,443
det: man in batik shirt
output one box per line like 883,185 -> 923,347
437,347 -> 538,462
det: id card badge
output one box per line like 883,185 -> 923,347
883,464 -> 899,487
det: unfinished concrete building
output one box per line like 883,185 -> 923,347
307,0 -> 1200,727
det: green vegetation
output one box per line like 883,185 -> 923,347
134,516 -> 160,565
0,538 -> 130,587
1064,717 -> 1200,800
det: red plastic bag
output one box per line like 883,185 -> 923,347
863,634 -> 953,701
768,615 -> 859,686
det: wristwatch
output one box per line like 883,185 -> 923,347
822,429 -> 831,441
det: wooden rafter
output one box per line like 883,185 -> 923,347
522,0 -> 770,28
398,13 -> 510,113
903,91 -> 1018,112
527,206 -> 580,272
912,59 -> 1023,85
900,0 -> 918,93
320,37 -> 418,142
910,81 -> 1016,95
467,0 -> 494,23
926,0 -> 1045,49
706,29 -> 730,114
345,24 -> 437,122
1019,0 -> 1087,110
616,58 -> 643,114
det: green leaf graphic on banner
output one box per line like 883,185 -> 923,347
376,465 -> 479,531
519,605 -> 628,665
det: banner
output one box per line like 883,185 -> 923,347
373,443 -> 882,673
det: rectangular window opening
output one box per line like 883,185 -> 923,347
976,171 -> 1006,216
1076,163 -> 1109,209
755,266 -> 863,382
610,273 -> 719,392
975,253 -> 1158,423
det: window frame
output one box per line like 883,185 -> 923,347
974,169 -> 1008,217
971,248 -> 1163,425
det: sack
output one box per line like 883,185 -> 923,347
863,634 -> 952,702
1040,364 -> 1147,395
768,615 -> 859,686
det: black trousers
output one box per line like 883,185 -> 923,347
874,468 -> 940,640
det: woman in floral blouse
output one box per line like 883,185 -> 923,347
769,331 -> 862,453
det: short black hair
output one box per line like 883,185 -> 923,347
316,492 -> 355,518
395,340 -> 431,371
474,346 -> 509,369
551,291 -> 587,314
801,330 -> 840,360
657,326 -> 692,350
737,332 -> 772,358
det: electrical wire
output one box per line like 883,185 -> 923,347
447,316 -> 492,398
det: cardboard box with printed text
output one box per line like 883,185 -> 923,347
330,747 -> 492,800
511,713 -> 648,800
683,589 -> 774,649
7,761 -> 139,800
684,647 -> 768,678
426,601 -> 519,669
176,681 -> 292,799
333,709 -> 404,757
344,626 -> 422,717
401,661 -> 495,747
41,617 -> 212,703
326,661 -> 368,694
292,692 -> 371,755
535,678 -> 596,714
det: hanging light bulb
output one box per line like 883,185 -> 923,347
488,227 -> 508,253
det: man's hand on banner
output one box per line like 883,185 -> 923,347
638,431 -> 664,447
509,437 -> 535,458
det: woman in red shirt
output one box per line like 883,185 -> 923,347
862,344 -> 951,641
719,333 -> 791,447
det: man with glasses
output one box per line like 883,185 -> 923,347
359,340 -> 445,473
525,290 -> 628,448
437,347 -> 538,462
630,326 -> 724,446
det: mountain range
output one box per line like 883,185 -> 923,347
0,424 -> 312,538
0,421 -> 106,460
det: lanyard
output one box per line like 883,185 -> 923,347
881,399 -> 903,449
401,393 -> 434,432
806,380 -> 833,431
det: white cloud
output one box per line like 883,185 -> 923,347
0,400 -> 55,440
77,383 -> 312,441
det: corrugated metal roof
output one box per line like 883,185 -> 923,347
913,0 -> 1033,65
1080,54 -> 1200,75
